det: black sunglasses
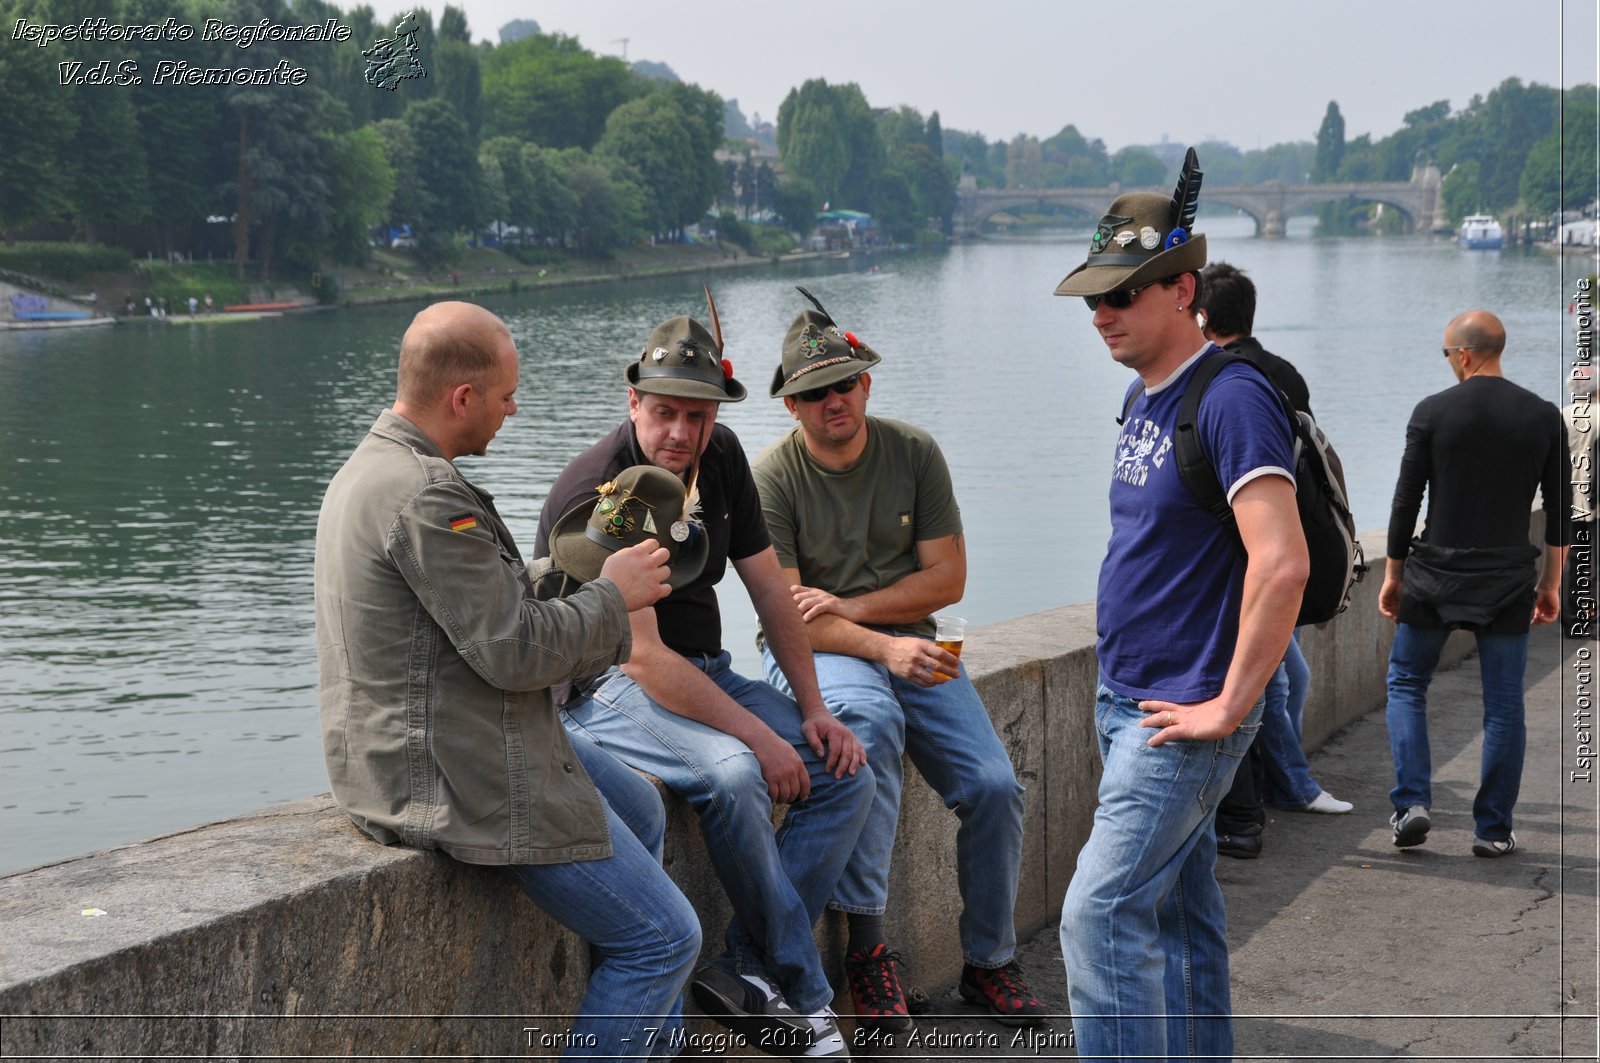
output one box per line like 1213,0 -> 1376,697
796,373 -> 862,403
1083,283 -> 1156,312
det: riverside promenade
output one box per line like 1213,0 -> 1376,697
828,623 -> 1598,1062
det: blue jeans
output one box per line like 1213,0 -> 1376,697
1061,682 -> 1262,1062
1260,634 -> 1321,809
1385,622 -> 1530,840
506,732 -> 701,1061
762,641 -> 1026,967
563,652 -> 872,1014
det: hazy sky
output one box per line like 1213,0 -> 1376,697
368,0 -> 1599,151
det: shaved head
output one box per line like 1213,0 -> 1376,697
397,301 -> 514,407
1444,310 -> 1506,359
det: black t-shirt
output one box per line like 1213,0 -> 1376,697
1226,336 -> 1313,417
1387,375 -> 1569,560
535,419 -> 771,657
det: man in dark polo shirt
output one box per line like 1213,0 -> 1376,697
534,313 -> 870,1058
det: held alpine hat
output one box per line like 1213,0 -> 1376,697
547,464 -> 709,590
626,315 -> 747,403
1053,147 -> 1208,299
769,286 -> 882,398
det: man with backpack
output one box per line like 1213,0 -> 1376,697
1200,262 -> 1353,862
1052,151 -> 1309,1060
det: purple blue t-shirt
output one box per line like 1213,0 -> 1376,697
1096,346 -> 1295,702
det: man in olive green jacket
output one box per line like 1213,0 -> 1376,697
315,301 -> 699,1058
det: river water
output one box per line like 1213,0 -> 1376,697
1,216 -> 1586,874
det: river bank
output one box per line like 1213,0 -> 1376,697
1,241 -> 863,328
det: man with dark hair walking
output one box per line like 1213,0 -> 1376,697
1199,262 -> 1351,862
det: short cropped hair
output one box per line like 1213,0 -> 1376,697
396,312 -> 507,406
1197,261 -> 1254,337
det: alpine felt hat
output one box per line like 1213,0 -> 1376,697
547,464 -> 709,590
626,315 -> 747,403
1053,148 -> 1208,298
769,290 -> 882,399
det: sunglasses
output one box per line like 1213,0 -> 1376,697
795,373 -> 862,403
1441,345 -> 1480,358
1083,282 -> 1158,312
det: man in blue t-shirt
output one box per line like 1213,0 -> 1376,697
1051,158 -> 1309,1061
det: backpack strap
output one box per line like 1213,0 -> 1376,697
1174,349 -> 1299,557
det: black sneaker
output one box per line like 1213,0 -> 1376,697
845,944 -> 913,1034
691,966 -> 814,1050
959,961 -> 1046,1027
1390,805 -> 1431,848
1216,832 -> 1262,859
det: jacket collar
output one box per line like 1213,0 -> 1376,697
372,408 -> 448,459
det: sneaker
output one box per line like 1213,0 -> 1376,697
1216,832 -> 1263,859
1302,790 -> 1354,814
691,966 -> 814,1048
844,944 -> 913,1033
1472,832 -> 1518,858
959,960 -> 1046,1027
1390,805 -> 1431,848
794,1007 -> 850,1059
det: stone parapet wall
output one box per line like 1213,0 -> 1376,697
1,527 -> 1485,1057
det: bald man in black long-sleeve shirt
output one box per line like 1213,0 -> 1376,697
1379,309 -> 1569,858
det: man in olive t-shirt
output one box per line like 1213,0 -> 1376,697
752,301 -> 1042,1034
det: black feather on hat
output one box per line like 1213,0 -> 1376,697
769,287 -> 882,398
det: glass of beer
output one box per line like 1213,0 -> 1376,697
933,615 -> 966,679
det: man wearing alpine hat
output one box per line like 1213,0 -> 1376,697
1052,151 -> 1308,1060
534,303 -> 871,1058
752,288 -> 1043,1034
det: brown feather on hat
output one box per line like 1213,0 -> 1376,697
1053,147 -> 1208,299
769,287 -> 882,398
627,315 -> 747,402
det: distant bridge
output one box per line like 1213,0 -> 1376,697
954,162 -> 1449,239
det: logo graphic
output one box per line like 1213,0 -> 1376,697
363,12 -> 427,91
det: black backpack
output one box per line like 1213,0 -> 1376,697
1124,352 -> 1367,625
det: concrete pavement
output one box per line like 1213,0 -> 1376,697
824,623 -> 1598,1061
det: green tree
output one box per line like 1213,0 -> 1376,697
1313,101 -> 1345,181
0,0 -> 79,236
402,97 -> 484,261
872,170 -> 918,241
322,125 -> 395,263
1113,148 -> 1166,188
523,144 -> 579,243
772,176 -> 821,234
65,79 -> 149,245
777,81 -> 849,203
1520,88 -> 1598,214
481,33 -> 642,150
1006,135 -> 1043,189
1474,78 -> 1558,209
1441,160 -> 1483,222
562,150 -> 646,255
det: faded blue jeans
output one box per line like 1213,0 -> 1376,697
1385,622 -> 1530,840
506,731 -> 701,1060
1260,633 -> 1322,809
762,641 -> 1026,968
1061,682 -> 1263,1062
563,652 -> 872,1014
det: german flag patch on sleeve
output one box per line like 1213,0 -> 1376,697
449,513 -> 479,532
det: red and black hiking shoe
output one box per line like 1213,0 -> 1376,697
959,960 -> 1046,1027
845,943 -> 914,1033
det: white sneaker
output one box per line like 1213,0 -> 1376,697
1302,790 -> 1353,814
795,1007 -> 850,1059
